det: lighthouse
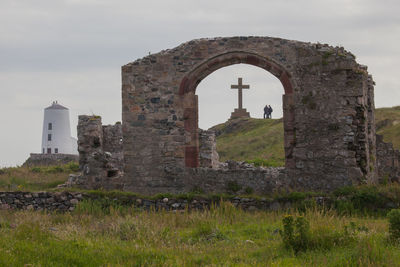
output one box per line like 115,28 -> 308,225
41,101 -> 78,155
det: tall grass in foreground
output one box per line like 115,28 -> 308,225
1,202 -> 400,266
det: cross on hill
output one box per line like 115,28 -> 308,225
230,77 -> 250,119
231,77 -> 250,110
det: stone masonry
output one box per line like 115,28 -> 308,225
76,115 -> 124,190
199,129 -> 220,169
74,36 -> 400,195
376,134 -> 400,182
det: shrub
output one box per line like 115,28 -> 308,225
187,222 -> 225,243
280,215 -> 310,253
46,166 -> 64,173
280,215 -> 364,253
66,162 -> 79,172
387,209 -> 400,242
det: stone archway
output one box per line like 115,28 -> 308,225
178,51 -> 295,169
121,36 -> 377,194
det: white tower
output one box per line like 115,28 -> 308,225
41,101 -> 78,155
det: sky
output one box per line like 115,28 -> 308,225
1,0 -> 399,167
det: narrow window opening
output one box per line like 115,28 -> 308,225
107,169 -> 119,177
55,148 -> 58,154
48,134 -> 52,141
42,148 -> 45,154
47,148 -> 51,154
48,123 -> 52,130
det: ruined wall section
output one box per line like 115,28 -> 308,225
122,36 -> 378,193
198,129 -> 220,168
376,134 -> 400,182
77,115 -> 123,190
286,46 -> 379,190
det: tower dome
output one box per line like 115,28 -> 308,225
41,101 -> 78,155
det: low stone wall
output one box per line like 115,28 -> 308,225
23,153 -> 78,167
1,190 -> 399,212
0,191 -> 83,211
125,161 -> 287,195
0,191 -> 317,212
184,166 -> 287,195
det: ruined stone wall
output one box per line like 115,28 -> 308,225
376,134 -> 400,182
198,129 -> 219,168
77,115 -> 123,190
121,36 -> 378,193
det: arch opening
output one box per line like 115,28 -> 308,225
179,51 -> 295,169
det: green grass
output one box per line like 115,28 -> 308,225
211,117 -> 285,166
0,162 -> 78,191
375,106 -> 400,149
1,203 -> 400,266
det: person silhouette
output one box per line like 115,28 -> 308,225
263,105 -> 269,119
268,105 -> 273,118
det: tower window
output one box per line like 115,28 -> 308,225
47,148 -> 51,154
48,134 -> 52,141
55,148 -> 58,154
48,123 -> 52,130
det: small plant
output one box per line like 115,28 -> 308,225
66,162 -> 79,172
387,209 -> 400,242
47,166 -> 64,173
245,158 -> 283,167
190,186 -> 204,194
226,181 -> 242,194
280,215 -> 310,253
244,187 -> 254,195
31,167 -> 42,173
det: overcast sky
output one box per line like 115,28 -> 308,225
1,0 -> 399,167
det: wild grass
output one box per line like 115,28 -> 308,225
213,118 -> 285,166
0,162 -> 78,191
1,202 -> 400,266
375,106 -> 400,149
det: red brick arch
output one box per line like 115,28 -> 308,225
178,51 -> 296,168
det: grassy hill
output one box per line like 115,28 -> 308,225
210,118 -> 285,166
211,106 -> 400,166
375,106 -> 400,149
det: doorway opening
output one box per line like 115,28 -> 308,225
179,51 -> 295,169
196,64 -> 285,167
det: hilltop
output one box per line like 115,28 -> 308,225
375,106 -> 400,149
211,106 -> 400,166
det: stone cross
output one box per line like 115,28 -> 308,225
231,78 -> 250,110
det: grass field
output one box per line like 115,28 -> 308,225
1,202 -> 400,266
0,162 -> 78,191
211,117 -> 285,166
